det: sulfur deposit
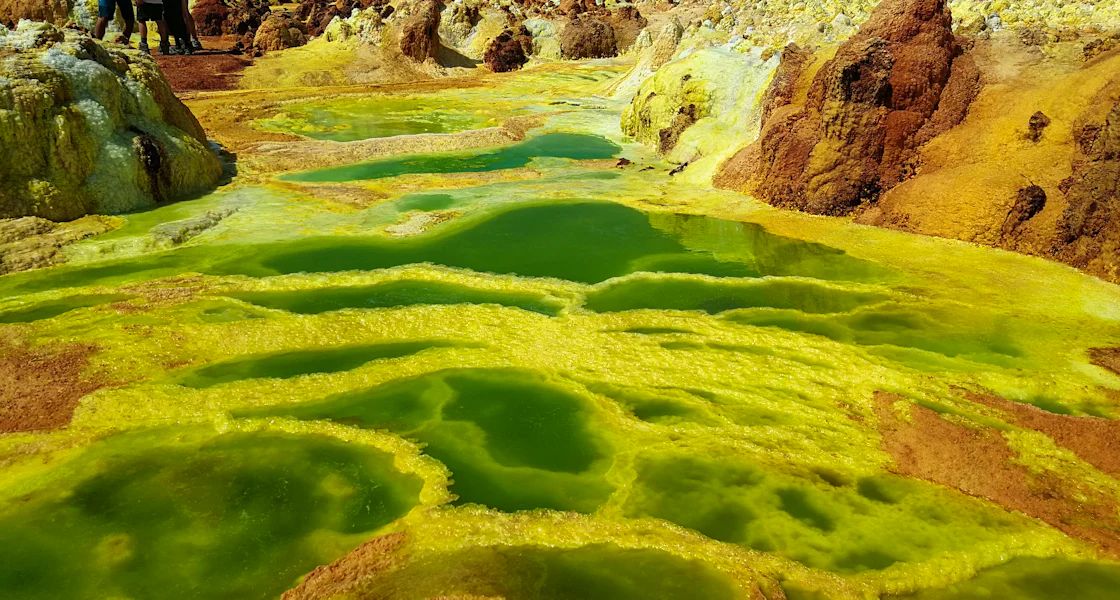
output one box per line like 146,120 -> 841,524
0,22 -> 222,220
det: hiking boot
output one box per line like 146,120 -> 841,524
191,38 -> 203,51
176,39 -> 193,55
138,41 -> 151,55
159,42 -> 173,55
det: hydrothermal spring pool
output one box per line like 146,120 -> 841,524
3,70 -> 1120,600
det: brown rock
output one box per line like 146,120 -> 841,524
559,13 -> 616,59
1000,184 -> 1046,240
297,0 -> 384,37
0,0 -> 69,27
483,26 -> 532,73
658,103 -> 697,154
191,0 -> 230,36
1028,110 -> 1051,142
601,6 -> 646,52
715,0 -> 980,216
399,0 -> 442,62
252,13 -> 309,53
759,43 -> 812,124
1054,102 -> 1120,281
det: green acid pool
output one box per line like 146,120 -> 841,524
0,427 -> 422,600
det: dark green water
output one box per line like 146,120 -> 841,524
177,340 -> 461,388
1,202 -> 884,294
281,133 -> 621,182
0,429 -> 422,600
0,294 -> 132,323
895,557 -> 1120,599
224,280 -> 565,317
584,276 -> 888,315
236,368 -> 614,513
360,544 -> 741,600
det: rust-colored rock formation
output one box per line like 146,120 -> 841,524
715,0 -> 980,216
297,0 -> 386,37
484,26 -> 532,73
560,13 -> 616,59
601,6 -> 646,52
399,0 -> 442,62
191,0 -> 230,36
253,13 -> 308,52
191,0 -> 273,46
1054,101 -> 1120,281
0,0 -> 69,27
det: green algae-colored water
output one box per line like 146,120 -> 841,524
0,428 -> 421,600
4,63 -> 1120,600
224,279 -> 565,316
237,368 -> 615,513
254,96 -> 548,142
280,133 -> 622,182
176,340 -> 465,388
0,293 -> 133,323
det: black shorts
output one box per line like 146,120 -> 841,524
136,2 -> 164,22
98,0 -> 134,20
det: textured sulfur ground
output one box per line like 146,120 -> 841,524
1,60 -> 1119,600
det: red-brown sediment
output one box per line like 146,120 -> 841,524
281,532 -> 408,600
153,36 -> 254,93
873,392 -> 1120,558
0,341 -> 104,433
965,390 -> 1120,476
1090,347 -> 1120,376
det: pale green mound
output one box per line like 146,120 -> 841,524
0,23 -> 222,220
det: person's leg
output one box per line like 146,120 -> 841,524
94,0 -> 114,39
183,0 -> 202,50
118,0 -> 135,45
137,20 -> 150,53
163,0 -> 191,53
157,19 -> 171,54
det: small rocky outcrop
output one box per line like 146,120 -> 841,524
0,215 -> 117,274
253,13 -> 308,52
559,13 -> 615,59
0,0 -> 70,27
483,26 -> 531,72
191,0 -> 272,44
1001,184 -> 1047,241
191,0 -> 230,36
715,0 -> 981,216
0,22 -> 222,220
600,6 -> 645,53
399,0 -> 442,62
1054,101 -> 1120,281
297,0 -> 388,37
439,0 -> 480,47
